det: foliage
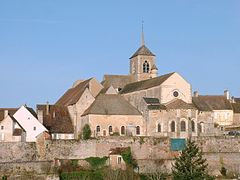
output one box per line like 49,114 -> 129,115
139,137 -> 145,145
2,176 -> 7,180
220,166 -> 227,176
85,156 -> 108,169
103,167 -> 140,180
82,124 -> 92,140
121,147 -> 138,168
172,139 -> 214,180
71,159 -> 79,170
60,170 -> 103,180
145,172 -> 167,180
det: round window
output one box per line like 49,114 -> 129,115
173,91 -> 179,97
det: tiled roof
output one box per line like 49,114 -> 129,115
0,108 -> 18,121
130,45 -> 155,59
232,103 -> 240,113
165,99 -> 196,110
56,78 -> 92,106
37,104 -> 74,134
120,72 -> 174,94
143,97 -> 160,104
143,97 -> 166,110
82,94 -> 141,116
101,75 -> 134,90
151,64 -> 158,70
109,147 -> 130,155
234,98 -> 240,103
193,96 -> 233,111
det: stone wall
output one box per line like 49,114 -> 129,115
0,136 -> 240,176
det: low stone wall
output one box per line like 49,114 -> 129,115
0,136 -> 240,176
0,161 -> 54,177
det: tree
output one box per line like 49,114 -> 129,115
172,139 -> 214,180
82,124 -> 91,140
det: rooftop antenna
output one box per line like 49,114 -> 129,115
141,20 -> 145,46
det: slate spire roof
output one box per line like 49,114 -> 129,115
130,45 -> 155,59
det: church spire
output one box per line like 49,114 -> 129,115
141,20 -> 145,46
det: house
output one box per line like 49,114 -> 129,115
36,104 -> 74,140
109,147 -> 129,170
193,95 -> 233,127
55,78 -> 103,138
81,94 -> 145,137
13,105 -> 48,142
0,108 -> 26,142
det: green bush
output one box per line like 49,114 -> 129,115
71,159 -> 78,170
85,157 -> 108,169
121,147 -> 138,168
220,166 -> 227,176
60,170 -> 103,180
82,124 -> 91,140
2,176 -> 7,180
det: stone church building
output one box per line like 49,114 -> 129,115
36,33 -> 240,140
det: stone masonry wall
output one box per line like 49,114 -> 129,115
0,136 -> 240,176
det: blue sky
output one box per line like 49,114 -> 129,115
0,1 -> 240,108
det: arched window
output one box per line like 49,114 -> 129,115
109,126 -> 112,134
121,126 -> 125,135
170,121 -> 175,132
157,123 -> 161,132
143,61 -> 149,73
180,121 -> 186,132
96,126 -> 100,133
191,121 -> 195,132
136,126 -> 140,135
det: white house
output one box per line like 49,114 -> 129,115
0,108 -> 26,142
13,105 -> 48,142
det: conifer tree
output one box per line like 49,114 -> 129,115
172,139 -> 214,180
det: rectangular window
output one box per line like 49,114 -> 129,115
33,127 -> 36,131
1,126 -> 4,130
117,157 -> 122,164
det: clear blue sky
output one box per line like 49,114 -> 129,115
0,1 -> 240,108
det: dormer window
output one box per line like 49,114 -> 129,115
143,61 -> 149,73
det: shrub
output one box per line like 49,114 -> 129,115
121,147 -> 138,168
85,157 -> 108,169
82,124 -> 91,140
220,166 -> 227,176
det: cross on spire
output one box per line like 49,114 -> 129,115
141,20 -> 145,46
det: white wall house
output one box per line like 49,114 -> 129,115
13,105 -> 48,142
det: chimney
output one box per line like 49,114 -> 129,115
224,90 -> 230,100
46,101 -> 50,115
193,91 -> 199,97
4,110 -> 8,118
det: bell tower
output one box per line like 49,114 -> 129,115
130,24 -> 157,81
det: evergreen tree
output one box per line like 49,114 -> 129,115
172,139 -> 214,180
82,124 -> 91,140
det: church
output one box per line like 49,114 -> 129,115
35,32 -> 240,140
